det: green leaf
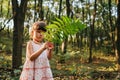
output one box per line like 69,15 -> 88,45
45,16 -> 86,43
52,21 -> 62,27
55,17 -> 64,26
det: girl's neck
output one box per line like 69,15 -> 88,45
33,39 -> 42,44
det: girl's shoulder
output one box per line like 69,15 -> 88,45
27,40 -> 32,43
26,40 -> 33,46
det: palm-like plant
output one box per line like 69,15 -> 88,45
45,16 -> 86,43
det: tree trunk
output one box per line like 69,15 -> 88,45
108,0 -> 116,55
59,0 -> 71,63
76,33 -> 80,48
88,0 -> 97,63
55,0 -> 63,54
0,0 -> 3,17
58,0 -> 62,18
61,0 -> 71,53
66,0 -> 71,17
7,0 -> 11,38
34,0 -> 37,22
12,0 -> 28,69
76,6 -> 85,49
38,0 -> 44,20
116,0 -> 120,71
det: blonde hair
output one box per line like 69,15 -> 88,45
29,21 -> 46,39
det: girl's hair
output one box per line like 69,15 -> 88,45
29,21 -> 47,39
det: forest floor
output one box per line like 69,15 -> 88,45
0,49 -> 120,80
52,52 -> 119,80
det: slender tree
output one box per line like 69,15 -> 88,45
0,0 -> 4,31
116,0 -> 120,71
108,0 -> 116,55
54,0 -> 63,54
0,0 -> 3,17
6,0 -> 11,37
11,0 -> 28,69
62,0 -> 71,54
34,0 -> 37,22
38,0 -> 44,20
88,0 -> 97,63
58,0 -> 62,18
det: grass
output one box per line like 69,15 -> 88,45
50,49 -> 118,80
0,45 -> 119,80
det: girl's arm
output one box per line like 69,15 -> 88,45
47,42 -> 54,60
26,41 -> 46,61
47,49 -> 53,60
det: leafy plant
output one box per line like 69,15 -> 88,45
45,16 -> 86,43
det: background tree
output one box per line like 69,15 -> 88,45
54,0 -> 63,54
61,0 -> 71,54
11,0 -> 28,69
88,0 -> 97,63
38,0 -> 44,20
116,0 -> 120,71
0,0 -> 119,79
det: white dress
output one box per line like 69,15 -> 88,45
20,41 -> 53,80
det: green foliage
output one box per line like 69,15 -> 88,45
0,0 -> 11,17
0,48 -> 118,80
23,27 -> 29,42
0,43 -> 6,50
0,30 -> 12,54
45,16 -> 86,43
0,56 -> 11,68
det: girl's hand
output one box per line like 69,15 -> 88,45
47,42 -> 54,50
42,42 -> 54,50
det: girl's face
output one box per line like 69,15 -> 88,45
32,30 -> 45,42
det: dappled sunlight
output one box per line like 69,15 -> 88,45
0,48 -> 119,79
49,50 -> 118,80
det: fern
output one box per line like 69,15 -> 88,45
44,16 -> 86,43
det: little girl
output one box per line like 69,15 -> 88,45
20,21 -> 54,80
